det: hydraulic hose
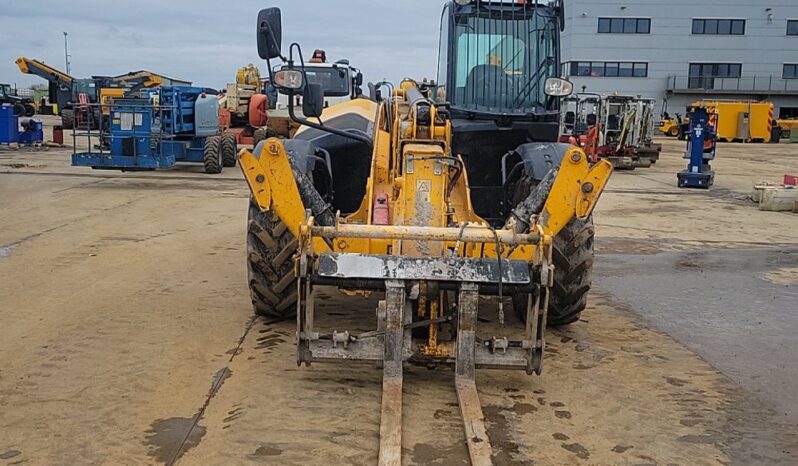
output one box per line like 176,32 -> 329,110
505,168 -> 558,234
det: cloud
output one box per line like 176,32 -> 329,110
0,0 -> 444,90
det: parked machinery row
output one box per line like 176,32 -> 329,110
560,93 -> 661,169
71,86 -> 236,173
15,57 -> 164,129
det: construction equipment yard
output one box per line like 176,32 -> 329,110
0,118 -> 796,465
3,2 -> 798,465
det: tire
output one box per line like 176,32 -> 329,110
203,136 -> 222,174
513,216 -> 595,327
61,109 -> 74,130
24,104 -> 35,117
13,103 -> 25,117
247,200 -> 298,318
667,126 -> 679,137
221,134 -> 238,167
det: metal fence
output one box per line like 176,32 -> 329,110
667,75 -> 798,94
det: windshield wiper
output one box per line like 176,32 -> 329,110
512,56 -> 553,108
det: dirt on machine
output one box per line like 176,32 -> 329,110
239,1 -> 611,463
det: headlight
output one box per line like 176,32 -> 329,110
454,0 -> 473,5
544,77 -> 574,97
274,69 -> 304,90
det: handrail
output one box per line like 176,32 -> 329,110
666,74 -> 798,93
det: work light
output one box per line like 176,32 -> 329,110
274,69 -> 304,90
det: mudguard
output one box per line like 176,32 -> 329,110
513,142 -> 574,181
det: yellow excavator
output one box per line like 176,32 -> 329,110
239,2 -> 611,464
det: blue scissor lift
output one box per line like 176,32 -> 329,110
72,86 -> 237,173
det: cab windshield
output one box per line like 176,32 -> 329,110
302,66 -> 350,97
453,7 -> 557,114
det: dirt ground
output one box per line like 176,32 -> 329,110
1,121 -> 797,465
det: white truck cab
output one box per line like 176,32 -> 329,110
268,59 -> 363,112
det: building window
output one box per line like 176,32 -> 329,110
788,20 -> 798,36
785,64 -> 798,79
692,19 -> 745,35
688,63 -> 742,88
780,107 -> 798,119
598,17 -> 650,34
567,61 -> 648,78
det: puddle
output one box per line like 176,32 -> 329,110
145,367 -> 232,464
145,417 -> 207,464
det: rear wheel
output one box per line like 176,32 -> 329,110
513,216 -> 595,327
13,103 -> 25,117
61,109 -> 74,130
221,134 -> 237,167
203,136 -> 222,174
247,201 -> 298,318
24,104 -> 35,117
667,126 -> 679,137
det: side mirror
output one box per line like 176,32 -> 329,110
257,8 -> 282,60
368,82 -> 381,102
303,83 -> 324,118
355,72 -> 363,87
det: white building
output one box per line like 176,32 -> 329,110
561,0 -> 798,118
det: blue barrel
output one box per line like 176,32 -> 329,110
0,104 -> 18,144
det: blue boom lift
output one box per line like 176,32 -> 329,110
72,86 -> 237,173
677,106 -> 717,189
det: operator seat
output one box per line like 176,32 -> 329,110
464,64 -> 511,109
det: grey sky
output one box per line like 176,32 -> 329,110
0,0 -> 444,90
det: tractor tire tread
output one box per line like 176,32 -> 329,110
61,110 -> 74,130
513,216 -> 595,327
247,201 -> 298,318
221,134 -> 237,167
203,136 -> 222,174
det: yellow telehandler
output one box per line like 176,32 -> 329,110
239,2 -> 612,464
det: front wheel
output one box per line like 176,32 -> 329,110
513,216 -> 595,327
247,201 -> 298,318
